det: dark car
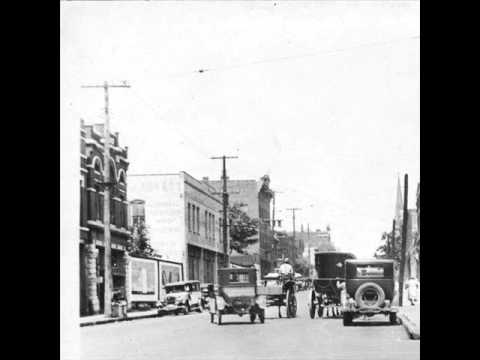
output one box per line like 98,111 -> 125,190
342,259 -> 398,326
210,268 -> 266,325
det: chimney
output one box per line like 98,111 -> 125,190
202,177 -> 209,182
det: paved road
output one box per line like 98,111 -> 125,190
80,291 -> 419,360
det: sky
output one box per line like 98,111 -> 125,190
61,0 -> 419,258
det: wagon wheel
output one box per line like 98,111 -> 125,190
309,291 -> 316,319
286,289 -> 297,318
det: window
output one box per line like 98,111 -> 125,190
205,211 -> 208,238
187,203 -> 191,232
196,207 -> 200,234
192,205 -> 196,234
229,272 -> 250,283
212,215 -> 215,240
355,265 -> 385,278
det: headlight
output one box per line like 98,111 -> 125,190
216,296 -> 225,310
256,295 -> 267,309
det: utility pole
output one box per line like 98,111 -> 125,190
82,81 -> 130,316
271,191 -> 283,263
211,155 -> 238,267
398,174 -> 409,307
307,223 -> 311,276
389,219 -> 396,258
286,208 -> 301,259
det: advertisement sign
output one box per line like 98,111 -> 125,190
159,262 -> 183,300
130,258 -> 158,302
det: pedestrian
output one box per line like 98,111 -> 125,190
279,258 -> 294,277
405,276 -> 419,305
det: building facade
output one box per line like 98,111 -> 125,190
128,172 -> 227,284
205,175 -> 276,276
80,120 -> 131,316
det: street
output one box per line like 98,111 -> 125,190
80,291 -> 419,360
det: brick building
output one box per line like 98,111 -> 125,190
205,175 -> 276,277
128,172 -> 228,283
80,120 -> 131,316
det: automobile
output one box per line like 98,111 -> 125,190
210,268 -> 266,325
157,280 -> 202,316
342,259 -> 398,326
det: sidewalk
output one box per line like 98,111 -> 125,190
80,308 -> 159,327
398,302 -> 420,340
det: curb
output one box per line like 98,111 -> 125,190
397,313 -> 420,340
80,313 -> 160,327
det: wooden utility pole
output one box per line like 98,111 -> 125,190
286,208 -> 301,258
389,219 -> 396,257
211,155 -> 238,267
398,174 -> 409,307
82,81 -> 130,316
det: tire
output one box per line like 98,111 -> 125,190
354,282 -> 385,309
250,312 -> 256,323
259,309 -> 265,324
286,290 -> 297,318
318,306 -> 324,318
309,303 -> 316,319
343,312 -> 353,326
389,312 -> 397,324
217,310 -> 222,325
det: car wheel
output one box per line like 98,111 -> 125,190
250,312 -> 256,323
389,312 -> 397,324
343,312 -> 353,326
259,309 -> 265,324
217,310 -> 222,325
318,306 -> 324,318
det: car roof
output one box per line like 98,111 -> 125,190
345,259 -> 394,265
164,280 -> 200,287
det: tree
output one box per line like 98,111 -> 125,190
374,231 -> 402,272
127,221 -> 155,258
228,205 -> 260,254
293,256 -> 310,277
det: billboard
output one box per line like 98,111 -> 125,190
130,257 -> 158,302
129,256 -> 183,303
159,262 -> 183,300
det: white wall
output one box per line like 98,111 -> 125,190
128,175 -> 186,267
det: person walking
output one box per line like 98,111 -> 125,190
405,276 -> 420,305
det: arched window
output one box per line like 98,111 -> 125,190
93,157 -> 102,173
118,169 -> 126,185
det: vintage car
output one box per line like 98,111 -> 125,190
342,259 -> 398,326
210,268 -> 266,325
157,280 -> 202,316
309,251 -> 356,319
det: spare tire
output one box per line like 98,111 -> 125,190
354,282 -> 385,309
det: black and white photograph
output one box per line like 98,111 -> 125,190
60,1 -> 420,359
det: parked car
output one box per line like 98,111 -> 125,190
158,280 -> 202,316
342,259 -> 398,326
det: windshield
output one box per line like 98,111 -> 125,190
165,285 -> 188,293
355,265 -> 385,278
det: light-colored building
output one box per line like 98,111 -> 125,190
204,175 -> 276,276
128,172 -> 227,283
